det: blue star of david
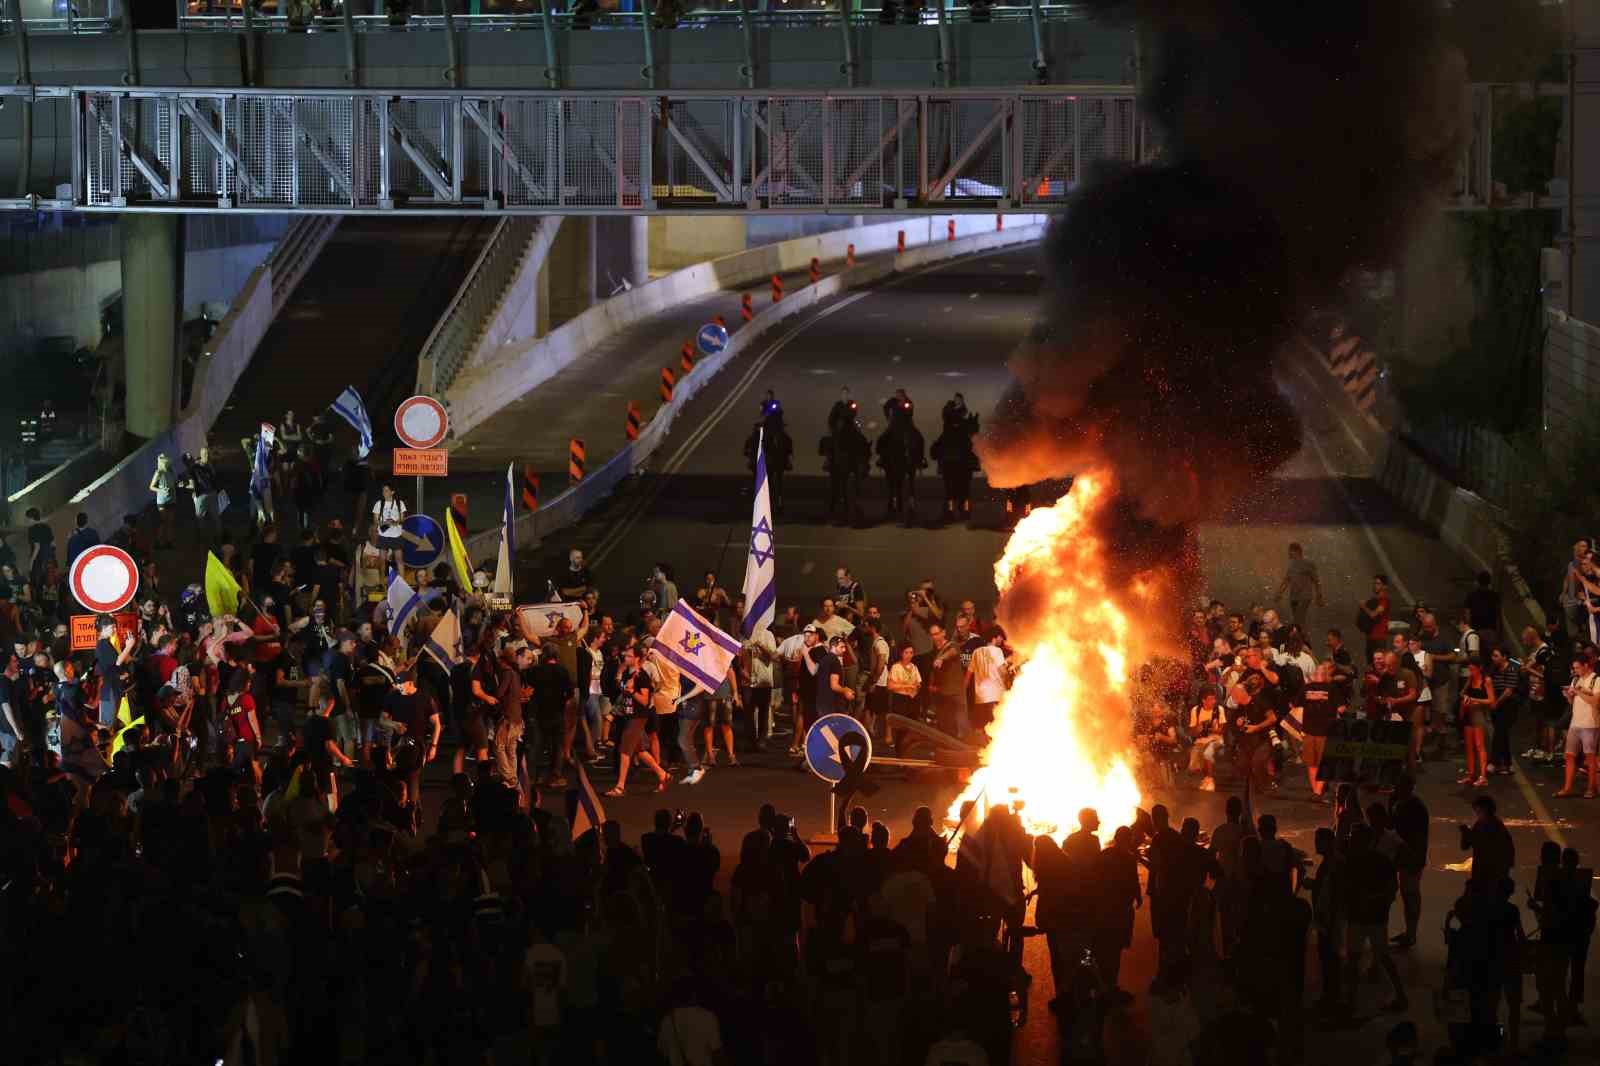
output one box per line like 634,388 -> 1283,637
679,631 -> 706,657
545,611 -> 565,628
749,516 -> 776,567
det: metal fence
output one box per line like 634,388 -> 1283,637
1400,419 -> 1541,517
417,215 -> 544,394
6,4 -> 1089,36
46,86 -> 1135,214
1544,308 -> 1600,450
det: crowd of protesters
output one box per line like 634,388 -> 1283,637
6,405 -> 1600,1064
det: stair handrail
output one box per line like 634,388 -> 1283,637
416,216 -> 543,398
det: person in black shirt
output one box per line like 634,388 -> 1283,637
1299,661 -> 1345,801
325,629 -> 358,757
528,643 -> 574,787
384,671 -> 439,805
0,654 -> 23,767
1231,653 -> 1280,793
301,676 -> 355,810
814,636 -> 855,717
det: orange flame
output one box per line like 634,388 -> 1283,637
949,471 -> 1143,841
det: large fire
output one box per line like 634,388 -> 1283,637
948,472 -> 1144,841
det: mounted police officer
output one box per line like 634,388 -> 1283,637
931,393 -> 980,526
875,389 -> 926,526
744,392 -> 794,514
820,400 -> 871,526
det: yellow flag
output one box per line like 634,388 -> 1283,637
205,551 -> 242,617
111,715 -> 144,757
445,508 -> 473,591
115,695 -> 132,729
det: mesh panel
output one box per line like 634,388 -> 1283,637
922,97 -> 1005,200
460,98 -> 493,202
618,99 -> 644,208
660,98 -> 733,204
182,97 -> 232,202
764,97 -> 825,206
1020,97 -> 1075,203
562,99 -> 620,207
827,98 -> 880,206
118,96 -> 174,201
387,98 -> 453,202
238,96 -> 295,206
1077,97 -> 1109,181
83,93 -> 119,206
497,98 -> 557,208
291,98 -> 356,207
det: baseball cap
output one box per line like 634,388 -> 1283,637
334,628 -> 357,644
802,623 -> 820,635
472,570 -> 490,589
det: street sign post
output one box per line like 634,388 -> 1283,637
805,713 -> 873,836
69,544 -> 140,614
696,322 -> 730,359
395,395 -> 450,514
400,514 -> 445,569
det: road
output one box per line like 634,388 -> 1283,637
495,244 -> 1598,1063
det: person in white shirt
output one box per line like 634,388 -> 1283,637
371,484 -> 409,569
657,981 -> 725,1066
813,597 -> 855,641
742,622 -> 778,750
1559,650 -> 1600,798
965,625 -> 1011,739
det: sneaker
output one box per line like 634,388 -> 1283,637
681,767 -> 706,786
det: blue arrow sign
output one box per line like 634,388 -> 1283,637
696,322 -> 730,358
400,513 -> 444,569
804,712 -> 873,784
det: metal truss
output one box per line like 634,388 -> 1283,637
42,86 -> 1137,214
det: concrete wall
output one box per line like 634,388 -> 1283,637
648,216 -> 749,273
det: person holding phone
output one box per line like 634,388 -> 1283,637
1558,650 -> 1600,798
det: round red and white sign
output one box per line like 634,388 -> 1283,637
69,544 -> 140,614
394,395 -> 449,450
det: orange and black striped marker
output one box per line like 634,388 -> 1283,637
947,218 -> 956,241
809,257 -> 820,284
625,401 -> 642,441
770,274 -> 784,303
846,243 -> 855,266
741,293 -> 753,321
521,468 -> 540,512
680,340 -> 696,373
659,366 -> 676,404
897,229 -> 905,253
568,438 -> 586,485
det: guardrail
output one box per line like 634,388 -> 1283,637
416,215 -> 547,396
2,4 -> 1086,36
265,214 -> 340,308
458,216 -> 1047,561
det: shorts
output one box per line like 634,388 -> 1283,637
1300,734 -> 1327,768
462,709 -> 488,752
618,717 -> 648,758
377,535 -> 406,552
358,716 -> 383,745
709,700 -> 733,727
230,739 -> 258,769
1566,727 -> 1600,756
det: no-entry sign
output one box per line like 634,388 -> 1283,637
69,544 -> 139,614
394,395 -> 449,450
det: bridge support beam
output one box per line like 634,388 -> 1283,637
121,214 -> 182,439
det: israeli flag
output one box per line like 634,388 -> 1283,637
655,600 -> 740,698
493,462 -> 514,599
329,386 -> 374,459
740,427 -> 776,638
250,427 -> 273,515
387,568 -> 424,635
423,609 -> 464,672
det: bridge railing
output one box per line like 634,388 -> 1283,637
42,85 -> 1136,214
3,4 -> 1086,36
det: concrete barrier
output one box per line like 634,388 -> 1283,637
460,220 -> 1048,561
445,213 -> 1048,440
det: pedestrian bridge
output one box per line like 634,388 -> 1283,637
3,85 -> 1138,214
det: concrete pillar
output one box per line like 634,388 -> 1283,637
121,214 -> 182,439
547,214 -> 599,324
629,215 -> 650,287
594,215 -> 650,293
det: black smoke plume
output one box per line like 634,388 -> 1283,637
980,0 -> 1466,535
